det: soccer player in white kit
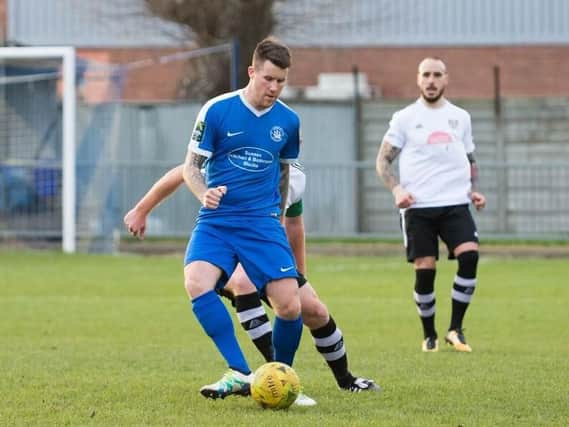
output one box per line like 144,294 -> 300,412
376,57 -> 486,353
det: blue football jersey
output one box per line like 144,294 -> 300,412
188,90 -> 300,219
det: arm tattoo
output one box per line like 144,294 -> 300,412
183,152 -> 208,199
279,163 -> 290,216
376,142 -> 402,190
467,152 -> 479,191
188,153 -> 207,184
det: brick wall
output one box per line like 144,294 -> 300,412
0,0 -> 6,41
74,44 -> 568,101
78,48 -> 189,102
288,45 -> 569,99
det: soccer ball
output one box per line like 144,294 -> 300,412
251,362 -> 300,409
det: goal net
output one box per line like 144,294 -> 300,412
0,47 -> 76,252
1,44 -> 235,254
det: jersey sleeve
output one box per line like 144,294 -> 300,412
280,119 -> 300,163
286,164 -> 306,207
285,199 -> 303,217
463,111 -> 475,153
383,111 -> 406,148
187,102 -> 217,158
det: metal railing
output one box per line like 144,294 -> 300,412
113,160 -> 569,241
2,160 -> 568,251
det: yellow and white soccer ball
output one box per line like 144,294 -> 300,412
251,362 -> 300,409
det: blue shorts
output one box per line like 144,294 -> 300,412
184,216 -> 297,292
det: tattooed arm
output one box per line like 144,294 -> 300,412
376,140 -> 416,208
376,141 -> 402,191
279,162 -> 290,221
467,152 -> 479,192
183,151 -> 226,209
467,152 -> 486,210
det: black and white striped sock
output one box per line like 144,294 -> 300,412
235,292 -> 273,362
450,251 -> 479,331
414,268 -> 437,338
311,316 -> 354,387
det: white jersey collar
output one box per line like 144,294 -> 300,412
239,89 -> 275,117
417,97 -> 448,110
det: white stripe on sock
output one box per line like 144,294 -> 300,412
248,322 -> 272,340
416,304 -> 436,317
452,289 -> 473,303
454,275 -> 477,287
322,346 -> 346,361
312,328 -> 343,347
236,306 -> 266,323
414,291 -> 435,303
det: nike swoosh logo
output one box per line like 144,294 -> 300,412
227,131 -> 244,137
280,266 -> 295,272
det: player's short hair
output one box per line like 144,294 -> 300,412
252,37 -> 291,70
418,57 -> 447,74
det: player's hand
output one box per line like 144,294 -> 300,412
202,186 -> 227,209
392,185 -> 416,209
124,208 -> 147,240
471,191 -> 486,211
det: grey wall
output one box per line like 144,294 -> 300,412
7,0 -> 569,48
275,0 -> 569,46
7,0 -> 188,47
291,102 -> 358,233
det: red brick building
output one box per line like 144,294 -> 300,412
289,45 -> 568,99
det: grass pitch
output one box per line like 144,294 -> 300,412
1,249 -> 568,426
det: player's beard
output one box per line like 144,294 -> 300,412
422,87 -> 445,104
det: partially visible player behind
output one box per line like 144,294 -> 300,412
124,163 -> 381,400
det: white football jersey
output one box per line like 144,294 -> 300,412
286,163 -> 306,209
383,99 -> 474,208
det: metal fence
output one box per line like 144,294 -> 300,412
113,160 -> 569,241
3,98 -> 569,252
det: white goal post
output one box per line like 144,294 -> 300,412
0,47 -> 76,253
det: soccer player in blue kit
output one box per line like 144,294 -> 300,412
181,38 -> 303,398
124,163 -> 381,403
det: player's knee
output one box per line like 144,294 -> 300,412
184,276 -> 210,299
273,297 -> 301,320
283,300 -> 302,320
226,276 -> 256,295
457,250 -> 479,278
414,256 -> 436,270
301,299 -> 329,329
225,265 -> 256,295
266,278 -> 301,319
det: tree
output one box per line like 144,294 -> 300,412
144,0 -> 276,98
